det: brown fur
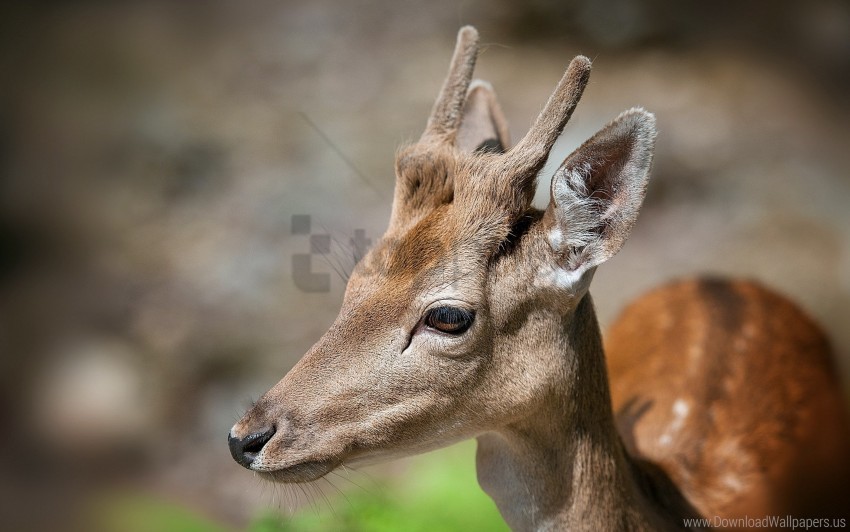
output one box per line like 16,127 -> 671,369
230,27 -> 850,531
609,278 -> 850,524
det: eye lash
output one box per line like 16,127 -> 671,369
434,307 -> 466,324
423,306 -> 475,335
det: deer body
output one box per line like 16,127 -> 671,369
608,278 -> 850,524
229,27 -> 850,530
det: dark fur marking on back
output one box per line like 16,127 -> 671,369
697,277 -> 744,332
694,278 -> 745,437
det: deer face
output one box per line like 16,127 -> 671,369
229,27 -> 656,483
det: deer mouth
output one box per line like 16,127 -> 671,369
256,458 -> 339,483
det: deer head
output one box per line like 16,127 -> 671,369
229,26 -> 656,486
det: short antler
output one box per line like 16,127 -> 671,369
422,26 -> 480,141
503,56 -> 592,182
461,55 -> 592,217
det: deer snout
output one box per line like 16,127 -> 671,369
228,424 -> 276,469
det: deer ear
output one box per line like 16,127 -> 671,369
457,80 -> 510,154
544,108 -> 656,280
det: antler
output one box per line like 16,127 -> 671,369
503,56 -> 592,182
400,28 -> 591,230
462,55 -> 591,216
422,26 -> 480,142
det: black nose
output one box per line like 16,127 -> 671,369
228,426 -> 276,468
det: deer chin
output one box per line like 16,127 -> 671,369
342,431 -> 476,471
253,456 -> 341,483
250,445 -> 419,483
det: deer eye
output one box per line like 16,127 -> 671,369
424,306 -> 475,335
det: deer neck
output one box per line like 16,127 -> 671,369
475,294 -> 688,531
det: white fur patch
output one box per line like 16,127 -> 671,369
672,399 -> 690,421
658,399 -> 690,447
547,227 -> 566,251
544,264 -> 585,289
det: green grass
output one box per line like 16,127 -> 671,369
96,440 -> 507,531
94,495 -> 229,532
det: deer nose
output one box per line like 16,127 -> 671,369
228,425 -> 276,468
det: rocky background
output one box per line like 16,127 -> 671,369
1,0 -> 849,529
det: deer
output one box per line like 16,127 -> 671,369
228,26 -> 850,530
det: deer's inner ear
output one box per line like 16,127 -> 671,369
545,108 -> 657,276
456,80 -> 510,154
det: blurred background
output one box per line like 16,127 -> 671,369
1,0 -> 849,530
